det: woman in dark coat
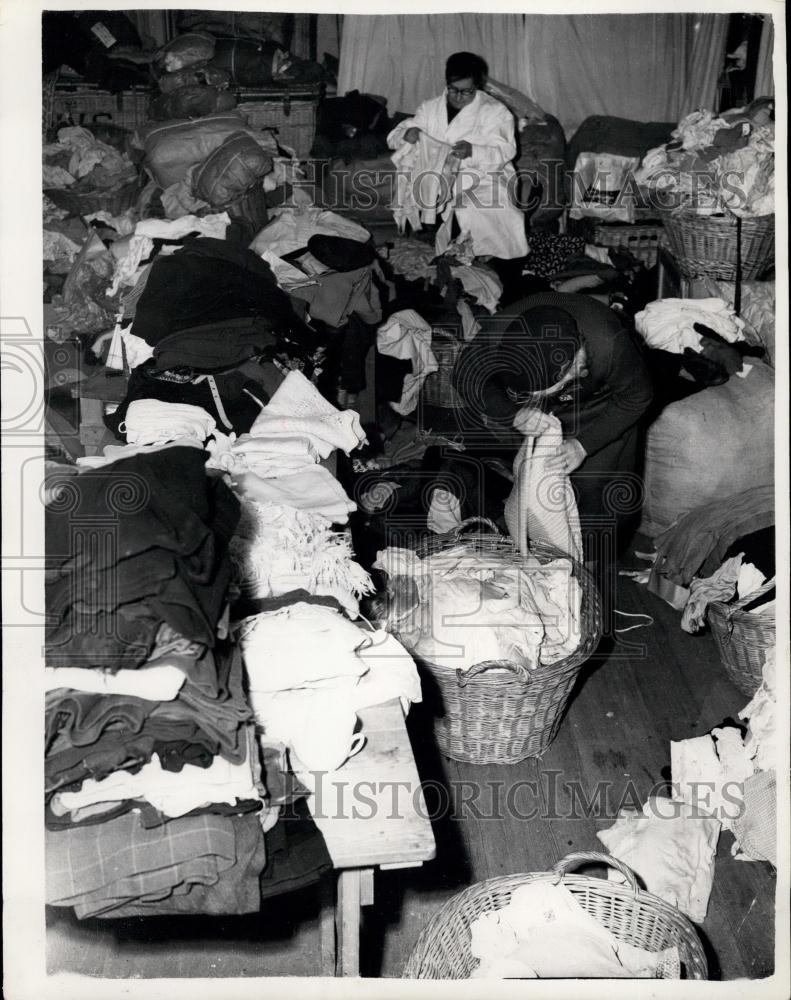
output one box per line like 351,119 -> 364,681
449,292 -> 654,557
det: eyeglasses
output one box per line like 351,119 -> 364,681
447,85 -> 476,97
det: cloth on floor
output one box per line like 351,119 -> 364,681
524,233 -> 588,279
635,298 -> 746,354
426,487 -> 463,534
374,545 -> 582,670
247,369 -> 367,458
229,499 -> 373,617
450,263 -> 502,313
680,554 -> 743,633
46,811 -> 239,918
732,769 -> 777,866
597,796 -> 720,923
504,408 -> 582,561
135,213 -> 231,242
670,727 -> 753,834
650,486 -> 775,587
741,646 -> 776,773
259,796 -> 332,899
44,664 -> 186,701
288,261 -> 384,328
383,237 -> 437,282
376,310 -> 438,415
249,206 -> 370,258
469,880 -> 680,979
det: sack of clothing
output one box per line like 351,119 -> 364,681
194,131 -> 273,207
156,31 -> 216,73
157,62 -> 232,94
640,361 -> 774,537
149,85 -> 238,122
209,37 -> 288,87
135,112 -> 278,189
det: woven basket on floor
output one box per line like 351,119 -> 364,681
589,221 -> 668,268
44,174 -> 142,217
708,579 -> 775,696
236,86 -> 321,159
660,209 -> 774,281
403,518 -> 601,764
403,852 -> 708,979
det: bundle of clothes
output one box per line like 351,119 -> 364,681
634,99 -> 775,217
372,544 -> 582,672
635,296 -> 766,389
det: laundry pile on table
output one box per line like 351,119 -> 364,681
634,100 -> 775,216
373,544 -> 582,671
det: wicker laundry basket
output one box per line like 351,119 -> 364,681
402,518 -> 601,764
44,174 -> 142,217
48,80 -> 152,133
708,579 -> 775,696
403,852 -> 708,979
589,220 -> 668,267
660,209 -> 774,281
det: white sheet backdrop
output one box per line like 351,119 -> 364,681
337,13 -> 730,135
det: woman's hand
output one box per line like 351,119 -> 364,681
545,437 -> 587,474
451,140 -> 473,159
403,127 -> 421,143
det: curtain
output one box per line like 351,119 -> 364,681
681,14 -> 729,116
338,13 -> 730,135
754,15 -> 775,97
337,13 -> 526,116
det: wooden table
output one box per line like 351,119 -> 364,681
295,698 -> 436,977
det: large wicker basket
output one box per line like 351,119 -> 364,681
404,852 -> 708,979
48,80 -> 152,133
236,86 -> 321,158
660,209 -> 774,281
589,220 -> 668,268
708,579 -> 775,696
401,519 -> 601,763
43,174 -> 142,217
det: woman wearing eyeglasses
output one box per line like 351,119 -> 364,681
387,51 -> 528,296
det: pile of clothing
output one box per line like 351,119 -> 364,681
43,125 -> 138,197
634,100 -> 775,217
373,544 -> 582,671
469,880 -> 680,978
237,603 -> 421,774
44,446 -> 274,917
635,297 -> 765,388
671,645 -> 777,866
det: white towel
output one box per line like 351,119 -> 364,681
376,309 -> 438,415
504,408 -> 582,561
121,399 -> 216,447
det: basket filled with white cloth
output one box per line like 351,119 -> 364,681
373,517 -> 601,763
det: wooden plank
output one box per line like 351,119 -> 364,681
318,875 -> 337,976
360,867 -> 375,907
337,869 -> 361,976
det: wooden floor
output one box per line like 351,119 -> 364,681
46,542 -> 776,981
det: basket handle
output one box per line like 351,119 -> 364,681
722,577 -> 776,619
551,851 -> 641,894
456,660 -> 531,687
451,516 -> 502,540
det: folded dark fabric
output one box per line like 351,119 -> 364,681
46,811 -> 238,917
94,813 -> 267,916
259,797 -> 332,900
307,234 -> 377,272
44,605 -> 162,671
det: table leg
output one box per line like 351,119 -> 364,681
318,875 -> 336,976
336,869 -> 362,976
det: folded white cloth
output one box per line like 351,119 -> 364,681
44,664 -> 186,701
348,630 -> 422,714
120,399 -> 216,447
248,370 -> 366,458
635,298 -> 746,354
54,748 -> 260,819
597,796 -> 720,923
376,310 -> 438,415
238,603 -> 370,693
77,438 -> 206,469
233,465 -> 355,523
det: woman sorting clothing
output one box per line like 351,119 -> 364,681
448,292 -> 654,560
387,51 -> 528,299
